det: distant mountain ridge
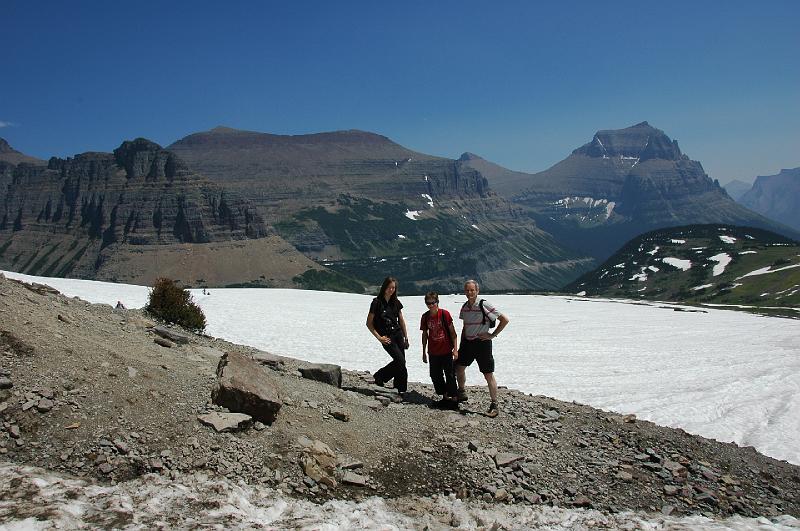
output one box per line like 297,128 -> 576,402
565,224 -> 800,316
0,129 -> 594,293
738,168 -> 800,232
167,126 -> 592,293
460,122 -> 797,259
723,180 -> 753,202
0,138 -> 45,166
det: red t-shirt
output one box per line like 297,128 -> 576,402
420,309 -> 454,355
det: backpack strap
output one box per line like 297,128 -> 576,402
440,309 -> 452,348
478,299 -> 487,325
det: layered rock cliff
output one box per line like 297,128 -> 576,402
0,139 -> 321,287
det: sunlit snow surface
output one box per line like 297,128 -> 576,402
4,271 -> 799,467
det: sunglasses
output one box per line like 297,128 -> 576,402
425,300 -> 439,306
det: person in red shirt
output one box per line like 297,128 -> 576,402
420,291 -> 459,410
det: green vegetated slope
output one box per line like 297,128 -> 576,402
278,194 -> 588,294
565,225 -> 800,314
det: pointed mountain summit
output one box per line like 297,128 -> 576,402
460,122 -> 797,259
0,138 -> 45,166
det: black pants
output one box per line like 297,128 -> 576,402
429,354 -> 457,397
374,332 -> 408,392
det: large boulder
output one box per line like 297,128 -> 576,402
212,351 -> 282,424
298,363 -> 342,388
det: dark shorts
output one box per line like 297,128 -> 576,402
457,337 -> 494,374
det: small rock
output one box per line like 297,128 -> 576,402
341,471 -> 368,487
572,495 -> 592,508
57,314 -> 71,324
36,398 -> 54,413
420,446 -> 434,454
661,505 -> 675,516
331,410 -> 350,422
664,485 -> 680,496
21,400 -> 37,411
495,453 -> 524,467
9,425 -> 21,439
616,471 -> 633,482
341,461 -> 364,470
468,440 -> 480,452
197,412 -> 253,433
154,337 -> 174,348
0,377 -> 12,390
114,440 -> 130,454
98,463 -> 114,474
494,488 -> 509,501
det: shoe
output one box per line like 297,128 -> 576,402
456,389 -> 468,402
486,402 -> 499,418
445,399 -> 460,411
373,378 -> 385,387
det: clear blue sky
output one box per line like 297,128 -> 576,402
2,1 -> 798,184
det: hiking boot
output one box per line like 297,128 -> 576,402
486,401 -> 499,418
445,398 -> 460,411
456,389 -> 468,402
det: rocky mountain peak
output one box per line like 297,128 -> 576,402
113,137 -> 189,181
573,122 -> 683,161
0,138 -> 13,153
458,152 -> 484,162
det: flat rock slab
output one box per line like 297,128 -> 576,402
341,471 -> 368,487
495,452 -> 524,467
298,363 -> 342,388
153,326 -> 191,345
197,412 -> 253,432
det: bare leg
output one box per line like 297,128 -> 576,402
484,372 -> 497,403
456,364 -> 466,391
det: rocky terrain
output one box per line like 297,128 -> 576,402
1,272 -> 799,523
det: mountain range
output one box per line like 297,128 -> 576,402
0,122 -> 796,293
460,122 -> 795,259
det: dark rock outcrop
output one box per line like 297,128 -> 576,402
298,363 -> 343,388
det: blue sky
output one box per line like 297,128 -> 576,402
2,1 -> 798,184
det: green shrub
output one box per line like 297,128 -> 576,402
145,277 -> 206,332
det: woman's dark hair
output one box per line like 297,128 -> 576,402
378,276 -> 399,305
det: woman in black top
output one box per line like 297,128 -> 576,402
366,276 -> 409,396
